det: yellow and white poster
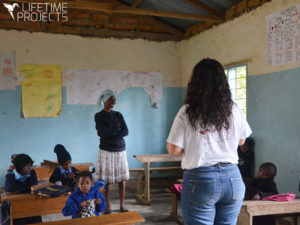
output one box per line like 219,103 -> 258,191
21,64 -> 62,118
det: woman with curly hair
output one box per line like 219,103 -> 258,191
167,58 -> 252,225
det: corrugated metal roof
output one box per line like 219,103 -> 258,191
119,0 -> 244,30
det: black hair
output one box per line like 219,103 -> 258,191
259,162 -> 277,179
185,58 -> 233,131
12,154 -> 34,173
77,170 -> 93,182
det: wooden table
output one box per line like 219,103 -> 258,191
134,154 -> 182,205
28,211 -> 145,225
238,200 -> 300,225
1,193 -> 69,225
34,162 -> 94,182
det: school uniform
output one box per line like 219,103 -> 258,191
49,166 -> 79,189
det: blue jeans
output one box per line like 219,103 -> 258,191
181,164 -> 245,225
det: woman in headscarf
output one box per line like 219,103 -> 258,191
94,89 -> 129,214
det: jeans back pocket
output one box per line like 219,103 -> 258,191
188,179 -> 216,207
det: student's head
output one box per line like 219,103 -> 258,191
54,144 -> 72,170
185,58 -> 232,131
77,170 -> 93,194
257,162 -> 277,179
240,137 -> 255,153
12,154 -> 34,175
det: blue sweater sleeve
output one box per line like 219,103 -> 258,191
95,114 -> 119,138
115,113 -> 128,138
95,190 -> 106,212
5,172 -> 16,192
62,194 -> 79,218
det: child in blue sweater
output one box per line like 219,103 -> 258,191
62,170 -> 106,218
49,144 -> 79,190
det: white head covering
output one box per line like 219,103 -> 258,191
97,89 -> 115,110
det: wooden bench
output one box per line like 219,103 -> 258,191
133,154 -> 182,205
33,162 -> 94,182
27,211 -> 145,225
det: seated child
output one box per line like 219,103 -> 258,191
4,154 -> 42,225
238,137 -> 255,178
245,162 -> 278,225
245,162 -> 278,200
49,144 -> 79,190
62,170 -> 106,218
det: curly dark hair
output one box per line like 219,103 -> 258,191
259,162 -> 277,179
185,58 -> 233,131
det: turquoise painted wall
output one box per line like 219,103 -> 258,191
248,67 -> 300,195
0,87 -> 185,187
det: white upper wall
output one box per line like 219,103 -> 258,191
0,30 -> 181,86
178,0 -> 300,86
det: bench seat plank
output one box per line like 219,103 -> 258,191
27,211 -> 145,225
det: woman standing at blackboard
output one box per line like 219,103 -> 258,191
94,89 -> 129,214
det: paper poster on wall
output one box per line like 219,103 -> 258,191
0,52 -> 16,90
266,5 -> 300,65
21,64 -> 62,118
66,69 -> 163,107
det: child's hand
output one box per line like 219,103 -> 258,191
251,193 -> 261,200
8,165 -> 15,172
80,201 -> 88,207
67,172 -> 75,179
94,198 -> 101,205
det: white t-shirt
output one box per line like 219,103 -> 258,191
167,103 -> 252,170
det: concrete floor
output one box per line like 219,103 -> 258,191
42,179 -> 182,225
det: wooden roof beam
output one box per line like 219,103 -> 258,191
132,0 -> 142,8
183,0 -> 224,17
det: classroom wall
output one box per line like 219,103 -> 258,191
178,0 -> 300,194
0,30 -> 184,187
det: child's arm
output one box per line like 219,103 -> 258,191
49,168 -> 62,184
94,190 -> 106,212
62,195 -> 79,217
4,172 -> 18,194
259,180 -> 279,198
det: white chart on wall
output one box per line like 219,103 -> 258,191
66,69 -> 163,107
266,5 -> 300,66
0,52 -> 16,90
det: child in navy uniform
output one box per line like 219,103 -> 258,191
62,171 -> 106,218
4,154 -> 42,225
245,162 -> 278,225
49,144 -> 79,190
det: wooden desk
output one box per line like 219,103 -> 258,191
134,154 -> 182,205
1,193 -> 69,225
28,211 -> 145,225
34,163 -> 94,182
238,200 -> 300,225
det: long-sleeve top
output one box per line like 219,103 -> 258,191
238,147 -> 254,177
245,178 -> 278,200
62,184 -> 106,218
94,110 -> 128,151
5,169 -> 38,194
49,166 -> 79,190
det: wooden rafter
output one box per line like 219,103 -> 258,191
183,0 -> 224,17
132,0 -> 143,8
0,20 -> 179,41
111,0 -> 184,38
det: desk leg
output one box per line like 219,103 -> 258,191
135,162 -> 151,205
144,162 -> 150,203
237,206 -> 252,225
